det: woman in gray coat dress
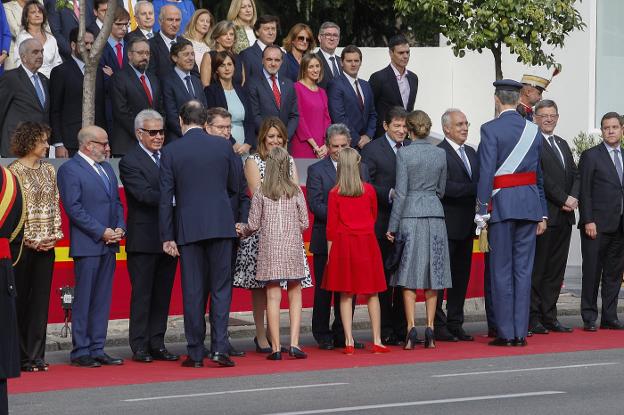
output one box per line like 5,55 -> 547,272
386,111 -> 452,349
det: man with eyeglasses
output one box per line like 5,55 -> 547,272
528,99 -> 579,335
369,34 -> 419,138
57,126 -> 126,368
316,21 -> 341,89
434,108 -> 479,343
100,7 -> 130,79
111,36 -> 164,156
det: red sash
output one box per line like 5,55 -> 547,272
492,171 -> 536,189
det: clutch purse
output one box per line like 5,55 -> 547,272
384,236 -> 405,272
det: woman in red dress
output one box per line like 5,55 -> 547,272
323,148 -> 389,354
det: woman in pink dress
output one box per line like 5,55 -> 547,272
290,53 -> 331,159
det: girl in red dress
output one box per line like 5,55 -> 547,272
322,148 -> 389,354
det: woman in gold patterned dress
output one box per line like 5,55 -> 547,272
8,122 -> 63,372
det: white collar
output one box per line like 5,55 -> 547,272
344,72 -> 358,84
444,137 -> 465,152
256,39 -> 268,51
320,48 -> 337,61
72,55 -> 85,72
390,63 -> 406,78
78,150 -> 97,166
21,65 -> 36,78
160,31 -> 176,47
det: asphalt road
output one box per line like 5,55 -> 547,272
10,318 -> 624,415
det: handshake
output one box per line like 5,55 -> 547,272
235,223 -> 248,238
102,227 -> 125,244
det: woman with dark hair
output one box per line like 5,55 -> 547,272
13,0 -> 60,77
8,121 -> 63,372
290,53 -> 331,159
233,117 -> 312,353
200,20 -> 244,86
204,50 -> 254,156
282,23 -> 316,82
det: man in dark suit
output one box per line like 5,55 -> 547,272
247,45 -> 299,140
529,100 -> 579,335
0,39 -> 49,157
307,123 -> 370,350
315,21 -> 341,90
119,110 -> 179,364
50,28 -> 105,158
361,107 -> 409,345
475,79 -> 548,347
87,0 -> 109,37
126,0 -> 155,41
159,100 -> 239,368
147,4 -> 182,80
57,126 -> 125,368
239,15 -> 287,81
111,37 -> 163,156
434,109 -> 479,342
578,112 -> 624,332
369,35 -> 418,138
327,45 -> 377,150
162,39 -> 206,141
45,0 -> 95,60
100,7 -> 130,79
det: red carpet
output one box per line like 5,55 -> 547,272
9,327 -> 624,395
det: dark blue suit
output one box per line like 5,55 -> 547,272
161,69 -> 206,141
307,157 -> 369,345
100,40 -> 129,134
45,0 -> 95,60
327,74 -> 377,148
57,154 -> 125,360
476,110 -> 547,340
239,41 -> 288,81
159,128 -> 238,360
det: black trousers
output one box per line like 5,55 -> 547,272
530,224 -> 572,326
127,251 -> 178,353
378,238 -> 406,339
435,237 -> 473,331
13,247 -> 54,364
483,253 -> 496,330
580,223 -> 624,324
311,253 -> 345,344
0,379 -> 7,415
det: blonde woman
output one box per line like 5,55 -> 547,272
199,20 -> 244,86
227,0 -> 256,53
238,146 -> 309,360
183,9 -> 213,67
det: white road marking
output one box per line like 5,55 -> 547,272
431,362 -> 619,378
264,391 -> 566,415
122,382 -> 349,402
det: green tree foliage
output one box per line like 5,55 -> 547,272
394,0 -> 586,79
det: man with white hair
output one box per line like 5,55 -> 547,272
148,5 -> 186,80
127,0 -> 156,41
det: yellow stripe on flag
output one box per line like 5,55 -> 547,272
54,246 -> 127,262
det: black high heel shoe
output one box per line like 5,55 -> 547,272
254,337 -> 272,353
288,346 -> 307,359
404,327 -> 418,350
266,351 -> 282,360
424,327 -> 435,349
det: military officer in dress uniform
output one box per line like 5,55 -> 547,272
517,74 -> 549,121
475,79 -> 548,347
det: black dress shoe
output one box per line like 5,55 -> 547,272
318,341 -> 334,350
151,348 -> 179,361
181,356 -> 203,368
33,359 -> 49,371
487,327 -> 497,338
21,361 -> 38,372
211,352 -> 235,367
288,346 -> 308,359
434,328 -> 459,342
267,351 -> 282,360
93,353 -> 124,365
71,356 -> 101,368
132,350 -> 153,363
544,321 -> 573,333
488,337 -> 514,347
584,322 -> 598,332
528,323 -> 549,335
449,328 -> 474,341
514,337 -> 528,347
381,335 -> 403,346
254,337 -> 272,353
600,320 -> 624,330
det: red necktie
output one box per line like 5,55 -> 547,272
140,74 -> 153,106
115,42 -> 123,68
270,74 -> 281,108
354,80 -> 364,111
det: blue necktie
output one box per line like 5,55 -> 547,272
184,75 -> 195,98
152,152 -> 160,167
32,74 -> 45,107
614,149 -> 623,184
329,56 -> 340,77
459,146 -> 472,178
95,163 -> 111,194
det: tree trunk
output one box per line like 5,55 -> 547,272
79,0 -> 118,127
491,43 -> 503,80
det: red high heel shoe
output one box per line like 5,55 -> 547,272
372,344 -> 391,354
343,345 -> 355,355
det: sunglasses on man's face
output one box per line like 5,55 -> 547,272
140,128 -> 165,137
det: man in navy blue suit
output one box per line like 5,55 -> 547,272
159,100 -> 239,368
46,0 -> 95,60
327,45 -> 377,150
239,15 -> 287,81
57,126 -> 126,367
475,79 -> 548,347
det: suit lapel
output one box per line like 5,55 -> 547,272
260,76 -> 279,109
407,72 -> 417,108
321,158 -> 337,185
385,66 -> 403,108
442,139 -> 471,178
542,136 -> 565,172
380,135 -> 396,161
75,154 -> 113,197
135,146 -> 160,184
598,144 -> 623,187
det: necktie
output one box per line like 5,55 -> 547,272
95,163 -> 111,194
270,74 -> 281,108
32,74 -> 45,107
329,56 -> 339,77
115,42 -> 123,68
184,75 -> 195,97
170,40 -> 176,50
614,149 -> 623,184
72,0 -> 80,19
152,152 -> 160,167
127,0 -> 137,30
140,74 -> 153,106
354,80 -> 364,111
146,32 -> 153,39
459,145 -> 472,178
395,142 -> 402,149
548,136 -> 564,168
